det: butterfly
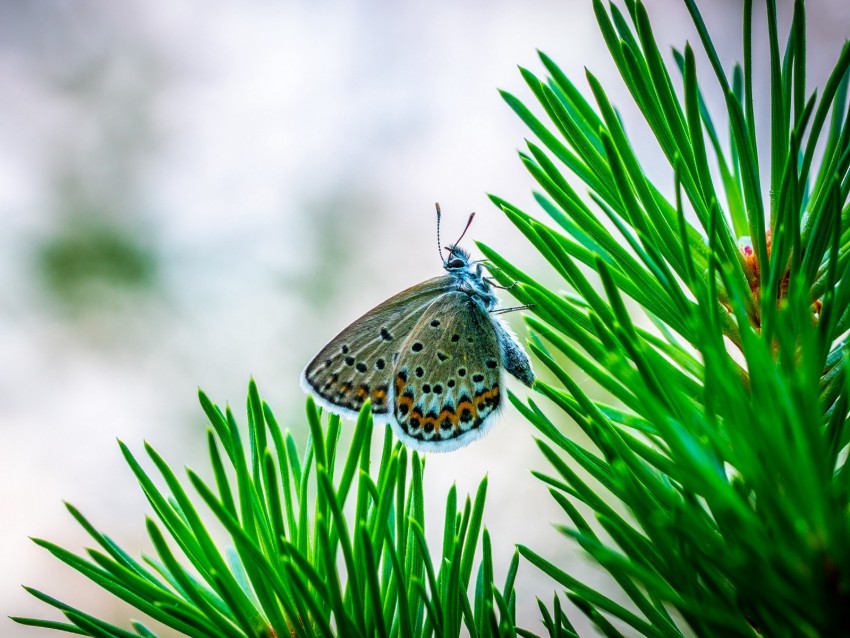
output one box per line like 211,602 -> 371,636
301,204 -> 534,452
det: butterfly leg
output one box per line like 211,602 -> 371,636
491,304 -> 533,315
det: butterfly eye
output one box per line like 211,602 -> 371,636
448,258 -> 465,268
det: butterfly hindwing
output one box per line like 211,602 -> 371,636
301,276 -> 455,419
390,291 -> 503,452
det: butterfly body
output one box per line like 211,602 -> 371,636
302,241 -> 533,452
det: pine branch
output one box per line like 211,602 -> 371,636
15,381 -> 519,637
491,0 -> 850,635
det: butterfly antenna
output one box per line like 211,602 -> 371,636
485,277 -> 518,290
448,212 -> 476,250
435,202 -> 446,265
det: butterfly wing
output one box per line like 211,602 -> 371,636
301,275 -> 455,420
390,291 -> 503,452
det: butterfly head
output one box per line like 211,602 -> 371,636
443,244 -> 472,271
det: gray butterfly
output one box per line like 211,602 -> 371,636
301,205 -> 534,452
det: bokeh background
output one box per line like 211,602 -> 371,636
2,1 -> 848,636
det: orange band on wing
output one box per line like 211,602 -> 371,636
473,384 -> 500,409
455,399 -> 479,418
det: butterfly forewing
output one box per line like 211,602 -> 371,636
302,276 -> 455,419
391,291 -> 503,452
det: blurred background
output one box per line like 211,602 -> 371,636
2,1 -> 848,635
